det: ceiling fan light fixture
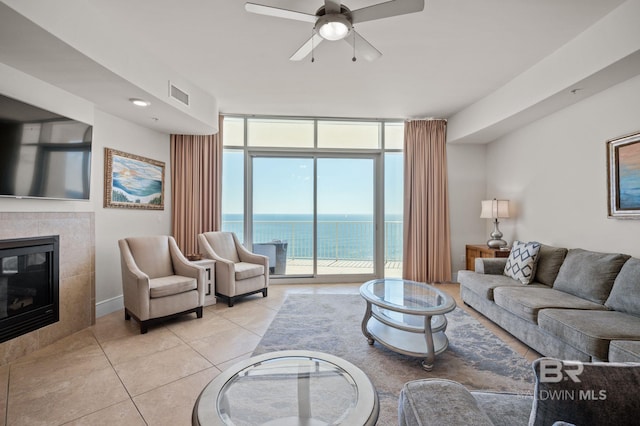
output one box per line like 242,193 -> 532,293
316,14 -> 351,41
319,21 -> 348,40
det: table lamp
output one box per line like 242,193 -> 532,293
480,199 -> 510,248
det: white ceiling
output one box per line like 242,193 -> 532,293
91,0 -> 624,119
0,0 -> 631,130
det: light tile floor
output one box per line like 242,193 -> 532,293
0,283 -> 540,425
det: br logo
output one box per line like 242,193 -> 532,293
539,359 -> 584,383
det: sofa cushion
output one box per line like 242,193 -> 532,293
605,257 -> 640,316
553,249 -> 630,304
126,236 -> 174,279
534,244 -> 568,286
235,262 -> 265,280
493,287 -> 606,324
504,240 -> 541,284
458,270 -> 541,301
204,232 -> 241,263
538,309 -> 640,360
149,275 -> 197,298
609,340 -> 640,363
474,257 -> 508,275
530,358 -> 640,426
399,379 -> 494,426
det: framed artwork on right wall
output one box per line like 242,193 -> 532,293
607,131 -> 640,218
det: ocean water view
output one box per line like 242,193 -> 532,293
222,214 -> 403,262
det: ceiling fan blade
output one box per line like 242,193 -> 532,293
344,30 -> 382,61
324,0 -> 342,14
290,33 -> 324,61
245,2 -> 317,23
351,0 -> 425,24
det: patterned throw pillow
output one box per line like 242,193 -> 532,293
504,240 -> 541,284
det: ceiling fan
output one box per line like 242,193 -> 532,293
245,0 -> 425,61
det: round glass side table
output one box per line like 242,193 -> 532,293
193,350 -> 379,426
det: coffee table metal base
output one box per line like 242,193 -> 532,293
360,279 -> 456,371
364,315 -> 449,371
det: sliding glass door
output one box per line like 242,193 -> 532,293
316,158 -> 375,275
251,157 -> 314,276
250,155 -> 376,277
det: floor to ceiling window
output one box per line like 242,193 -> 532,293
221,116 -> 403,281
383,122 -> 404,278
221,116 -> 245,241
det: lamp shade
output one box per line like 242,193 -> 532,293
480,199 -> 510,219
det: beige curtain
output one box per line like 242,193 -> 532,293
170,117 -> 223,255
402,119 -> 452,283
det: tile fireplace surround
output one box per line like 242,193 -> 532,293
0,212 -> 95,365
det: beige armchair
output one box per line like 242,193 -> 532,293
198,232 -> 269,307
118,235 -> 205,333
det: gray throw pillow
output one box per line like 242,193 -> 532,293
605,257 -> 640,316
534,244 -> 568,286
530,358 -> 640,426
553,249 -> 630,304
504,240 -> 541,284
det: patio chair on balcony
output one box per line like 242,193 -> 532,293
253,243 -> 276,273
197,232 -> 269,307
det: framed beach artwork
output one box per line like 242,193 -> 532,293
607,132 -> 640,218
104,148 -> 165,210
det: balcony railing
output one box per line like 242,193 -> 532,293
222,220 -> 402,262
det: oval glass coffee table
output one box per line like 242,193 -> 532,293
192,350 -> 379,426
360,278 -> 456,371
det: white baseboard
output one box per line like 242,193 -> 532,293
96,295 -> 124,318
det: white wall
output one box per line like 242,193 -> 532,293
0,63 -> 172,317
92,111 -> 171,315
447,143 -> 487,278
485,74 -> 640,257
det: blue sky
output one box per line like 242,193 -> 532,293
222,153 -> 403,216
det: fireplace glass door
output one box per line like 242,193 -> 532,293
0,235 -> 59,343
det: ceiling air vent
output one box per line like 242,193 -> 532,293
169,81 -> 190,107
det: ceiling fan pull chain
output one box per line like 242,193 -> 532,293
311,29 -> 315,63
352,29 -> 357,62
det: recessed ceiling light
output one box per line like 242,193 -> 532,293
129,98 -> 151,107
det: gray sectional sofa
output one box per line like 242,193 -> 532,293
458,245 -> 640,362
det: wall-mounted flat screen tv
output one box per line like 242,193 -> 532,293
0,94 -> 92,201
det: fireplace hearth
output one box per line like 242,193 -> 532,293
0,235 -> 59,343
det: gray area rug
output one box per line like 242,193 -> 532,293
253,294 -> 535,426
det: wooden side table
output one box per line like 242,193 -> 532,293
190,259 -> 216,306
465,244 -> 510,271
